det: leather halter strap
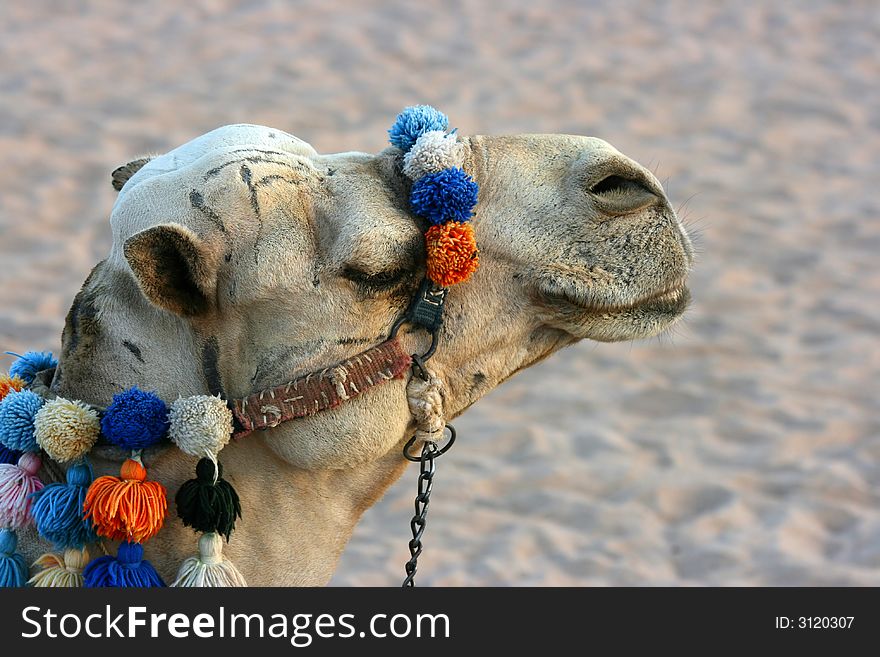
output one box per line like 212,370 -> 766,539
229,336 -> 412,438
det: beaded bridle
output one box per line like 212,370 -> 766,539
0,106 -> 476,588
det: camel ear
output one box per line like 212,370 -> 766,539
111,156 -> 153,192
124,224 -> 219,317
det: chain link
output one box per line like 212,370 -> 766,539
402,440 -> 439,587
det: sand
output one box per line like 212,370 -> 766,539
0,0 -> 877,586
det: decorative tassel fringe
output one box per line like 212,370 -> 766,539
175,458 -> 241,541
83,457 -> 167,543
83,541 -> 165,588
0,452 -> 44,528
28,547 -> 89,587
0,528 -> 27,587
170,393 -> 244,587
171,532 -> 247,587
30,461 -> 97,549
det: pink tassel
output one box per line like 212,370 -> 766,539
0,452 -> 44,528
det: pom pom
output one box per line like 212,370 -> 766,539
425,221 -> 480,287
83,541 -> 165,588
168,395 -> 233,460
410,167 -> 479,225
0,374 -> 25,401
176,458 -> 241,541
388,105 -> 449,152
171,532 -> 247,587
0,389 -> 45,452
83,457 -> 167,543
0,452 -> 44,528
0,444 -> 22,465
30,461 -> 97,549
28,547 -> 89,587
403,130 -> 465,180
0,528 -> 27,587
7,351 -> 57,384
34,397 -> 100,463
101,387 -> 169,450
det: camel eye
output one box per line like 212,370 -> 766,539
342,266 -> 407,291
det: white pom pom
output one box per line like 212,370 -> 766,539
34,397 -> 100,463
171,532 -> 247,587
402,130 -> 465,180
168,395 -> 233,459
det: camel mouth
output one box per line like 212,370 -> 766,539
538,276 -> 690,314
535,276 -> 691,341
625,282 -> 691,313
633,283 -> 691,316
576,284 -> 690,316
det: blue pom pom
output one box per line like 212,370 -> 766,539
8,351 -> 58,384
30,461 -> 97,549
0,528 -> 27,587
410,167 -> 479,225
83,541 -> 165,587
0,389 -> 44,452
101,387 -> 169,450
0,444 -> 21,465
388,105 -> 449,152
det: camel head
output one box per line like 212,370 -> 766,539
45,121 -> 692,584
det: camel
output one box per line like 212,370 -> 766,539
16,123 -> 693,585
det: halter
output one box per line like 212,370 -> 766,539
0,105 -> 475,588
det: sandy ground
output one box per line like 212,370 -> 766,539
0,0 -> 877,586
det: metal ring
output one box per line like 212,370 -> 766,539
403,423 -> 457,462
420,329 -> 440,361
389,315 -> 408,340
391,322 -> 440,365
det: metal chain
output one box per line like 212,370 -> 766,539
394,281 -> 451,587
402,440 -> 439,587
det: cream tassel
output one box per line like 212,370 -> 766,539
28,547 -> 89,587
172,532 -> 247,587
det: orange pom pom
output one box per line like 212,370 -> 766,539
425,221 -> 479,287
83,458 -> 167,543
0,375 -> 26,401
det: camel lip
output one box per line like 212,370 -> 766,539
636,284 -> 691,315
595,284 -> 691,316
538,277 -> 690,315
630,281 -> 690,311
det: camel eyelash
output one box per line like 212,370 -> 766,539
342,267 -> 408,290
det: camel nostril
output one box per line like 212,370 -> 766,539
589,175 -> 649,196
588,173 -> 658,215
